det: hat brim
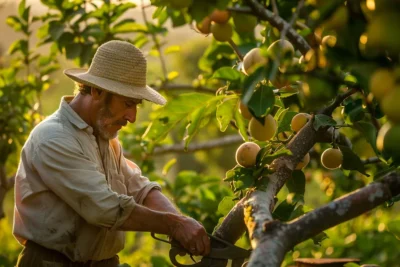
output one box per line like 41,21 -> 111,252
64,68 -> 166,105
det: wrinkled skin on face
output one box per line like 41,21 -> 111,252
94,92 -> 141,140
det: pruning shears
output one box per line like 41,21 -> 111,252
151,232 -> 251,267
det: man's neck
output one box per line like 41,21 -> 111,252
69,94 -> 94,128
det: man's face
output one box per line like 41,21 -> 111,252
94,92 -> 142,140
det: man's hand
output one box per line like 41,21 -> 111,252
167,214 -> 211,256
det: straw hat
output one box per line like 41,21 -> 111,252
64,40 -> 166,105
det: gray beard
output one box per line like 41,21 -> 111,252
94,107 -> 118,140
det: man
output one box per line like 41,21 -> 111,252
13,40 -> 210,266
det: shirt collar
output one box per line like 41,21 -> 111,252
59,96 -> 92,132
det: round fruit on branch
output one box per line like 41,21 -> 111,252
381,87 -> 400,123
233,13 -> 258,34
210,9 -> 231,24
242,48 -> 268,75
249,115 -> 277,142
376,123 -> 400,157
196,17 -> 212,34
291,113 -> 311,133
239,101 -> 253,120
369,68 -> 396,101
295,153 -> 310,170
321,148 -> 343,170
210,22 -> 233,42
235,142 -> 261,168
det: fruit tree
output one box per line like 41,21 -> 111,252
1,0 -> 400,266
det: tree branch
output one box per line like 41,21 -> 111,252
245,172 -> 400,267
362,157 -> 382,165
244,0 -> 311,55
319,87 -> 359,115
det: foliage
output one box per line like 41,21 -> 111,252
2,0 -> 400,266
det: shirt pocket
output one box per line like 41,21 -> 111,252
108,169 -> 127,195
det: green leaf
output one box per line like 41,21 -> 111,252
248,85 -> 275,118
111,20 -> 147,34
6,16 -> 23,32
152,6 -> 165,19
164,45 -> 181,54
8,40 -> 28,56
242,67 -> 266,104
338,145 -> 369,176
273,199 -> 297,221
312,232 -> 329,246
143,93 -> 221,152
18,0 -> 26,19
344,263 -> 360,267
277,109 -> 296,134
313,114 -> 337,131
217,196 -> 236,216
49,21 -> 65,40
212,67 -> 243,82
162,158 -> 176,176
224,165 -> 253,182
286,170 -> 306,198
65,43 -> 82,59
387,220 -> 400,240
216,97 -> 238,132
353,121 -> 379,155
234,107 -> 249,141
260,148 -> 292,166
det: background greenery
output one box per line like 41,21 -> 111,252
1,0 -> 400,266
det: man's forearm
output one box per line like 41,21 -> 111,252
143,189 -> 180,214
118,203 -> 180,233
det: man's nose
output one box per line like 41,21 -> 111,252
124,106 -> 137,123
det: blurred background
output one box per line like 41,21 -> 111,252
1,0 -> 400,266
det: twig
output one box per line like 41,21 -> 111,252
141,0 -> 168,80
319,87 -> 358,116
271,0 -> 279,16
245,0 -> 311,55
228,39 -> 244,61
362,157 -> 382,165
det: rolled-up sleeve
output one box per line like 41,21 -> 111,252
119,155 -> 161,205
32,137 -> 136,229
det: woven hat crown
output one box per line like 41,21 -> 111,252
88,41 -> 147,87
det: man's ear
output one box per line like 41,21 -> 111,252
91,87 -> 103,100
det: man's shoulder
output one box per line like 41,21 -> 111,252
31,112 -> 77,142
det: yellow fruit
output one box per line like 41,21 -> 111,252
376,124 -> 400,156
321,35 -> 337,49
369,69 -> 396,100
381,87 -> 400,123
291,113 -> 311,132
210,22 -> 233,42
267,40 -> 295,65
304,48 -> 327,70
210,9 -> 231,24
196,17 -> 212,34
169,0 -> 193,9
235,142 -> 261,168
376,122 -> 392,151
321,148 -> 343,170
295,153 -> 310,170
366,12 -> 400,55
239,101 -> 252,120
249,115 -> 277,141
242,48 -> 268,75
233,13 -> 257,33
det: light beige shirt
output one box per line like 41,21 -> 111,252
13,96 -> 161,262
